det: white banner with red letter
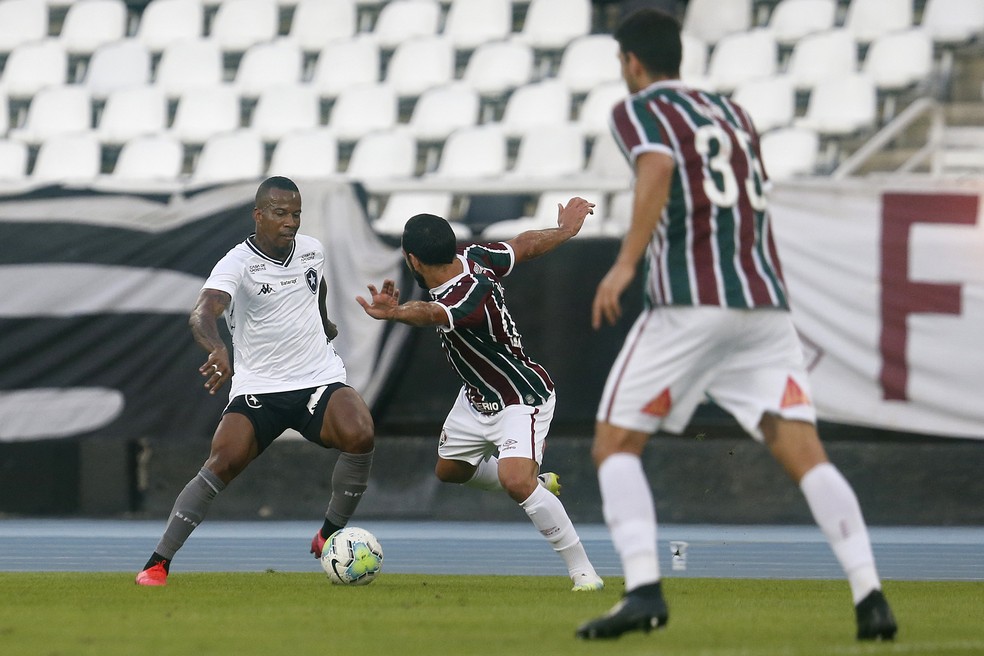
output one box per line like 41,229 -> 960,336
769,177 -> 984,439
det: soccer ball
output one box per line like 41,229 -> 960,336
320,526 -> 383,585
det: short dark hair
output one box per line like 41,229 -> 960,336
255,176 -> 299,206
614,8 -> 682,78
402,213 -> 456,265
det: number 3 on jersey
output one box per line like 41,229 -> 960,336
694,123 -> 767,212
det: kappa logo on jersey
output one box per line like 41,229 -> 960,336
641,388 -> 672,417
258,283 -> 274,295
305,267 -> 318,293
246,394 -> 262,408
780,377 -> 810,408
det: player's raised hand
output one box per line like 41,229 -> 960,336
356,279 -> 401,320
557,196 -> 595,236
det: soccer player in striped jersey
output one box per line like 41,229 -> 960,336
576,9 -> 896,641
136,177 -> 375,586
357,199 -> 605,591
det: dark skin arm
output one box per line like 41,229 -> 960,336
189,288 -> 232,395
318,279 -> 339,341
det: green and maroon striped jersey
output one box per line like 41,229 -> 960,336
429,242 -> 554,413
610,79 -> 789,310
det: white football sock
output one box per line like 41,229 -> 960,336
520,485 -> 597,579
464,455 -> 503,492
800,462 -> 882,603
599,452 -> 660,591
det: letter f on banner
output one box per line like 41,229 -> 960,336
879,193 -> 978,400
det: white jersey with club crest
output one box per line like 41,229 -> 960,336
203,233 -> 346,397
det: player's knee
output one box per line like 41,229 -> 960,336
498,469 -> 535,501
434,459 -> 471,484
331,425 -> 374,454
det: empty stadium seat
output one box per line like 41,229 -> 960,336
327,83 -> 398,141
384,36 -> 455,98
430,125 -> 507,179
499,80 -> 572,137
373,191 -> 455,236
192,130 -> 265,184
516,0 -> 592,51
287,0 -> 357,53
680,33 -> 709,87
760,126 -> 820,180
267,128 -> 339,179
705,28 -> 778,93
443,0 -> 511,51
556,35 -> 621,95
234,39 -> 304,98
407,83 -> 480,141
0,0 -> 48,55
210,0 -> 279,54
862,28 -> 933,92
372,0 -> 441,50
345,129 -> 417,180
461,39 -> 535,97
921,0 -> 984,45
59,0 -> 128,57
250,85 -> 320,142
32,132 -> 103,183
683,0 -> 752,44
110,134 -> 185,181
169,86 -> 240,143
577,81 -> 627,137
310,36 -> 380,99
482,190 -> 606,239
843,0 -> 913,44
767,0 -> 836,46
508,124 -> 585,178
2,39 -> 68,99
732,75 -> 796,133
84,40 -> 152,100
10,85 -> 92,144
785,29 -> 857,92
136,0 -> 204,52
154,38 -> 224,97
796,73 -> 877,137
95,86 -> 169,144
0,139 -> 29,181
585,129 -> 632,182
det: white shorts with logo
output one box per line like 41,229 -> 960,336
597,306 -> 816,441
438,387 -> 555,465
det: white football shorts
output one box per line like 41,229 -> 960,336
438,387 -> 555,465
597,306 -> 816,441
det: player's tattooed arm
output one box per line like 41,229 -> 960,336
357,279 -> 448,328
507,196 -> 594,263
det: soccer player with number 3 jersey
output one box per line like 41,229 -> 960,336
576,9 -> 897,641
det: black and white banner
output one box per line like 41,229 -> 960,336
0,181 -> 406,443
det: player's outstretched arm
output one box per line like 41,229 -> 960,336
189,288 -> 232,394
356,279 -> 449,328
507,196 -> 595,263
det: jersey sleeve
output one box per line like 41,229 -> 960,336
461,242 -> 515,278
610,95 -> 674,166
202,249 -> 243,297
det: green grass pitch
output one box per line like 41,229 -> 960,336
0,573 -> 981,656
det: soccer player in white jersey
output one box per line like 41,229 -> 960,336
576,9 -> 897,641
136,177 -> 375,586
357,200 -> 605,591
